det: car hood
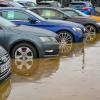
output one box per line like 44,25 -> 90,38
46,19 -> 84,28
11,25 -> 57,37
71,16 -> 97,24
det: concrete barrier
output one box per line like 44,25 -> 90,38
96,7 -> 100,13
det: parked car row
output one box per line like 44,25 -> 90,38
0,0 -> 99,81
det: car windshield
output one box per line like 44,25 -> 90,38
0,16 -> 16,27
69,3 -> 86,9
62,9 -> 88,17
26,10 -> 45,20
25,2 -> 37,7
75,10 -> 89,16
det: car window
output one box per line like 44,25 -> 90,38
69,3 -> 86,9
63,10 -> 82,17
57,2 -> 62,7
25,2 -> 37,7
1,10 -> 28,20
35,9 -> 64,19
86,2 -> 92,7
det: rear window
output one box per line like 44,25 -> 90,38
69,3 -> 86,9
38,2 -> 51,7
38,3 -> 50,5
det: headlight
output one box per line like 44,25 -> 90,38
40,37 -> 57,42
96,23 -> 100,26
73,27 -> 82,32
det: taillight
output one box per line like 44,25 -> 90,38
82,8 -> 89,10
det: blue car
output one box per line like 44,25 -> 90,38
0,7 -> 85,48
69,1 -> 96,15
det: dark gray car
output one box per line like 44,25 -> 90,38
30,7 -> 100,41
0,16 -> 59,59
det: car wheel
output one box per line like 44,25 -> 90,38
57,31 -> 73,55
85,25 -> 97,42
11,43 -> 37,59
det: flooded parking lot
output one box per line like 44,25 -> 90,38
1,34 -> 100,100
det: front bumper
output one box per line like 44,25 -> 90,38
73,31 -> 85,43
41,42 -> 59,57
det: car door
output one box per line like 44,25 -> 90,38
32,9 -> 64,20
0,9 -> 57,31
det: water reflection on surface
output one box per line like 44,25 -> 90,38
11,57 -> 60,82
6,34 -> 100,100
0,78 -> 11,100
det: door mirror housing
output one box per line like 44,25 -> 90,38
28,17 -> 38,24
63,15 -> 69,20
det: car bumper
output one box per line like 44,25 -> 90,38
39,42 -> 59,57
72,31 -> 85,43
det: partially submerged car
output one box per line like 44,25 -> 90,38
30,7 -> 100,42
69,1 -> 96,15
0,16 -> 59,59
0,7 -> 85,49
0,46 -> 10,81
61,8 -> 100,21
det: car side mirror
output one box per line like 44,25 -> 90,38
63,15 -> 69,20
28,18 -> 37,24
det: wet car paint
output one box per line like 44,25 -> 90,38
1,34 -> 100,100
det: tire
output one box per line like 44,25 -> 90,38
57,31 -> 74,55
85,24 -> 97,42
11,43 -> 37,59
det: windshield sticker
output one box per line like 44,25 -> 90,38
7,11 -> 15,19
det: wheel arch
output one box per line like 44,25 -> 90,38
56,29 -> 75,42
84,23 -> 97,32
9,40 -> 39,58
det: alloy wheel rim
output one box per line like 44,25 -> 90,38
15,59 -> 33,70
58,32 -> 73,54
15,47 -> 33,60
85,25 -> 96,42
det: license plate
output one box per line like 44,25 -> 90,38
0,61 -> 10,73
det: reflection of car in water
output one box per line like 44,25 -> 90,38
11,57 -> 60,82
11,42 -> 85,81
0,78 -> 11,100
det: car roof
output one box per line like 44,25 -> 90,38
38,1 -> 55,4
29,7 -> 60,10
0,1 -> 24,7
60,7 -> 75,10
17,1 -> 35,3
0,7 -> 25,10
70,1 -> 89,4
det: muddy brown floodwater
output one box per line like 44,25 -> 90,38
1,34 -> 100,100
